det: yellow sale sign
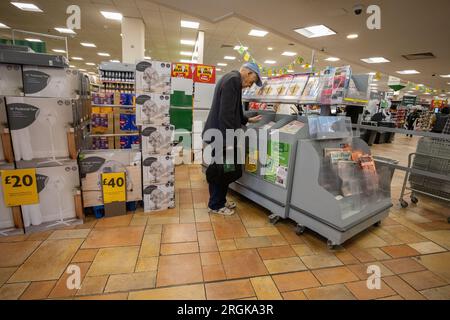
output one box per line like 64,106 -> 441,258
101,172 -> 126,204
1,169 -> 39,207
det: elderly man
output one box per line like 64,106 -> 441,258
202,62 -> 263,215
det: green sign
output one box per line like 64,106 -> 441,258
402,95 -> 417,106
263,141 -> 290,188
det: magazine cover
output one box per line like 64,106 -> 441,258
301,76 -> 322,102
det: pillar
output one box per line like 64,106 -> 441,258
121,17 -> 145,63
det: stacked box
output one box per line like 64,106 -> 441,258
136,94 -> 170,126
0,64 -> 23,96
113,106 -> 139,149
141,124 -> 174,156
142,154 -> 175,184
135,60 -> 171,94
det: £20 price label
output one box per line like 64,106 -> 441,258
1,169 -> 39,207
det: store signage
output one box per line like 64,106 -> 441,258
171,63 -> 192,78
1,169 -> 39,206
402,95 -> 417,106
101,172 -> 126,204
194,64 -> 216,83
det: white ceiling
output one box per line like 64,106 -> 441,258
0,0 -> 449,101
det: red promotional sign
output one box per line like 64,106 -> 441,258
171,63 -> 193,78
194,64 -> 216,84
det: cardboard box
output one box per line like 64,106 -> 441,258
114,135 -> 140,150
22,66 -> 80,98
135,60 -> 171,94
136,93 -> 170,126
78,150 -> 142,207
6,97 -> 75,162
0,64 -> 23,96
142,154 -> 174,184
114,107 -> 138,134
141,124 -> 174,155
91,137 -> 115,150
0,164 -> 15,230
143,182 -> 175,212
91,112 -> 114,134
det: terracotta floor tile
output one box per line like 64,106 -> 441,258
196,222 -> 213,232
220,249 -> 268,279
156,253 -> 203,287
48,229 -> 91,240
135,257 -> 159,273
347,248 -> 377,263
281,290 -> 308,300
350,232 -> 388,249
304,284 -> 356,300
71,249 -> 98,263
179,209 -> 196,224
272,271 -> 320,292
291,244 -> 315,257
202,264 -> 227,282
400,270 -> 447,291
105,272 -> 156,293
162,223 -> 197,243
0,241 -> 42,267
235,236 -> 272,249
160,242 -> 199,255
76,292 -> 129,300
366,248 -> 392,261
263,257 -> 307,274
76,276 -> 108,296
212,220 -> 248,240
147,217 -> 180,225
200,252 -> 222,266
139,234 -> 161,258
381,245 -> 420,258
300,254 -> 343,269
246,227 -> 281,237
258,245 -> 297,260
94,214 -> 133,228
48,262 -> 91,298
19,280 -> 56,300
345,280 -> 396,300
198,231 -> 219,252
0,267 -> 16,286
416,252 -> 450,282
9,239 -> 83,282
0,234 -> 29,242
420,285 -> 450,300
312,266 -> 359,285
250,276 -> 282,300
26,231 -> 53,241
377,295 -> 404,300
81,226 -> 144,249
87,246 -> 139,277
382,257 -> 427,275
129,216 -> 148,226
408,242 -> 446,255
335,251 -> 360,265
205,279 -> 255,300
194,208 -> 210,223
268,235 -> 289,246
217,239 -> 237,251
0,283 -> 29,300
347,262 -> 394,280
383,275 -> 425,300
145,224 -> 162,235
276,224 -> 305,245
129,284 -> 205,300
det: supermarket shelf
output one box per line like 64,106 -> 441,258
100,79 -> 135,84
90,133 -> 139,137
91,104 -> 134,107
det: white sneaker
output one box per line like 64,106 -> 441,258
208,207 -> 235,216
225,200 -> 236,209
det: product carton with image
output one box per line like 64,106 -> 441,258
142,154 -> 174,185
136,94 -> 170,126
141,124 -> 174,155
0,64 -> 23,96
135,60 -> 171,94
22,66 -> 80,98
143,182 -> 175,212
0,163 -> 16,234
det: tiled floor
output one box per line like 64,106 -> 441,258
0,135 -> 449,300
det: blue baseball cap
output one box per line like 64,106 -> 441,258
242,62 -> 262,86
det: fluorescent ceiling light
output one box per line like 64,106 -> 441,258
144,56 -> 152,60
179,59 -> 193,63
287,69 -> 294,73
85,62 -> 96,66
294,25 -> 336,38
88,72 -> 96,75
346,34 -> 358,39
0,22 -> 10,29
81,42 -> 96,47
52,49 -> 66,53
267,47 -> 273,51
367,72 -> 376,75
282,51 -> 297,56
396,70 -> 420,75
54,27 -> 76,34
224,56 -> 236,60
180,51 -> 193,56
110,60 -> 120,63
361,57 -> 390,63
180,20 -> 199,29
69,65 -> 75,68
78,69 -> 86,72
180,39 -> 196,46
440,74 -> 450,78
97,52 -> 110,57
234,45 -> 248,50
100,11 -> 123,21
10,2 -> 43,12
325,57 -> 340,62
217,63 -> 227,66
71,57 -> 83,61
216,68 -> 222,71
248,29 -> 268,37
264,60 -> 276,64
25,38 -> 42,42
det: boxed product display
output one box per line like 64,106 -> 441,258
135,60 -> 171,94
141,124 -> 174,155
78,150 -> 142,207
0,63 -> 23,96
143,182 -> 175,211
142,154 -> 175,184
6,97 -> 75,162
22,66 -> 80,98
114,107 -> 138,133
92,136 -> 115,150
0,165 -> 15,232
136,94 -> 170,126
115,135 -> 140,149
91,111 -> 114,134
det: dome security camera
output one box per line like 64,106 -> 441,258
353,4 -> 364,15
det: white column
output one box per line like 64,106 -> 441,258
121,17 -> 145,63
194,31 -> 205,64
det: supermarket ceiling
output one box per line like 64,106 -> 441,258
0,0 -> 449,98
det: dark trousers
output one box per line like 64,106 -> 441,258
208,182 -> 229,210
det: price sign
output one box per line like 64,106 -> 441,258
1,169 -> 39,207
194,65 -> 216,83
101,172 -> 126,204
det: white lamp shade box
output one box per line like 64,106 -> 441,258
143,182 -> 175,212
193,82 -> 215,109
78,149 -> 142,207
22,67 -> 81,99
5,97 -> 75,164
171,77 -> 194,96
136,93 -> 170,126
0,64 -> 23,96
135,60 -> 172,94
0,164 -> 15,231
142,154 -> 174,185
141,124 -> 174,156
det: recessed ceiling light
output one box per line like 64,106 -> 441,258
144,56 -> 152,60
287,69 -> 294,73
234,45 -> 248,51
180,39 -> 196,46
367,72 -> 376,75
10,2 -> 43,12
361,57 -> 390,63
180,51 -> 193,56
180,20 -> 199,29
81,42 -> 96,47
100,11 -> 123,21
325,57 -> 340,62
69,65 -> 75,68
71,57 -> 83,61
282,51 -> 297,56
267,47 -> 273,51
179,59 -> 193,63
346,34 -> 358,39
264,60 -> 276,64
97,52 -> 110,57
396,70 -> 420,75
88,72 -> 96,75
25,38 -> 42,42
78,69 -> 86,72
440,74 -> 450,78
216,68 -> 222,71
294,25 -> 336,38
248,29 -> 268,37
0,22 -> 10,29
217,63 -> 227,66
52,49 -> 66,53
372,78 -> 379,82
224,56 -> 236,60
424,92 -> 430,95
54,27 -> 76,34
86,62 -> 96,66
110,60 -> 120,63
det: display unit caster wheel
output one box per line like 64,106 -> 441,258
295,225 -> 305,235
400,199 -> 408,208
269,214 -> 280,225
327,240 -> 335,250
410,196 -> 419,204
374,221 -> 381,227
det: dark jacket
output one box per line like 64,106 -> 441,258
431,114 -> 450,133
202,70 -> 248,141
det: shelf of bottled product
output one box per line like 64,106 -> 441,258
100,79 -> 135,84
91,103 -> 134,108
89,133 -> 140,137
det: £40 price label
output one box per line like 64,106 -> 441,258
101,172 -> 126,204
1,169 -> 39,207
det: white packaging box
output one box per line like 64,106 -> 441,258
136,93 -> 170,126
194,82 -> 215,109
22,66 -> 80,98
20,161 -> 80,228
0,64 -> 23,96
192,133 -> 203,150
79,149 -> 142,207
141,124 -> 174,155
6,97 -> 74,162
142,154 -> 174,184
0,97 -> 6,162
193,110 -> 209,133
0,165 -> 14,231
171,77 -> 194,95
143,182 -> 175,212
135,60 -> 171,94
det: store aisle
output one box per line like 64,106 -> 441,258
0,137 -> 449,300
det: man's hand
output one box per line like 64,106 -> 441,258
248,115 -> 263,123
